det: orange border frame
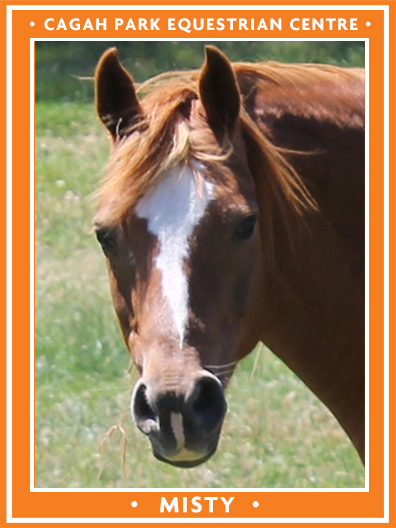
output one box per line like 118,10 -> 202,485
0,0 -> 394,526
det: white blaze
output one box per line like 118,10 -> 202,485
135,163 -> 214,346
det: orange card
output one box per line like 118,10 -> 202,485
1,1 -> 394,526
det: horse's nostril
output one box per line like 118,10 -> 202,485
132,383 -> 159,434
190,376 -> 227,432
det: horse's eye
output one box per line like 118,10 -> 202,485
234,215 -> 257,240
95,228 -> 117,256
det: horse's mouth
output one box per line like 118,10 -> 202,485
153,448 -> 216,468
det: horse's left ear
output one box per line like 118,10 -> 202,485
95,47 -> 142,140
199,46 -> 241,141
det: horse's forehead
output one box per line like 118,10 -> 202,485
135,164 -> 214,228
133,163 -> 251,228
132,163 -> 256,240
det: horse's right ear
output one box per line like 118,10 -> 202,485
95,48 -> 142,140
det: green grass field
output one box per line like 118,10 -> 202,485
35,101 -> 364,489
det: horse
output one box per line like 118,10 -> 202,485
93,46 -> 365,468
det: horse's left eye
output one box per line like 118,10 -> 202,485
95,228 -> 117,257
234,215 -> 257,240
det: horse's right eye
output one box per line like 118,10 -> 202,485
96,228 -> 117,257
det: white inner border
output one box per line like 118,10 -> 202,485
5,2 -> 389,524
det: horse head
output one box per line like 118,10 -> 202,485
93,47 -> 263,467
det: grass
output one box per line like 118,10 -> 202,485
35,101 -> 364,489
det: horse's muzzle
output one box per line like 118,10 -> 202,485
131,374 -> 227,467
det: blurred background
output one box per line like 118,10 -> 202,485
35,41 -> 365,488
36,40 -> 364,101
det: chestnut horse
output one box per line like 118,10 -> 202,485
93,46 -> 364,468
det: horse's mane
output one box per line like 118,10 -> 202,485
98,61 -> 363,236
135,60 -> 364,97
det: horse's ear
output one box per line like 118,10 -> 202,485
199,46 -> 240,141
95,48 -> 142,140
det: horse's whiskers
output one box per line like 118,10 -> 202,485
206,367 -> 236,385
206,369 -> 236,379
204,361 -> 237,370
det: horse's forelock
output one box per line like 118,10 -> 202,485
96,84 -> 229,225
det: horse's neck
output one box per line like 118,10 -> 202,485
258,221 -> 365,459
252,97 -> 365,460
